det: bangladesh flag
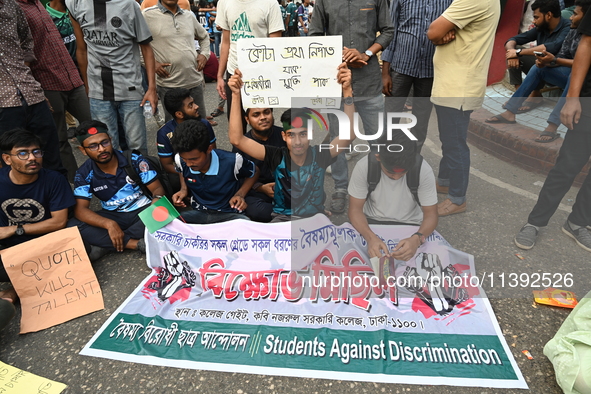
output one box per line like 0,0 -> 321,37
139,196 -> 180,233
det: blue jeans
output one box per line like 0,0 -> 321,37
505,65 -> 571,118
548,75 -> 571,126
89,98 -> 147,153
329,94 -> 384,191
435,105 -> 472,205
213,31 -> 221,57
181,209 -> 250,224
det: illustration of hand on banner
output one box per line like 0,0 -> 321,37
147,251 -> 196,301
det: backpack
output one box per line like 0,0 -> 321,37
122,150 -> 173,200
366,153 -> 423,206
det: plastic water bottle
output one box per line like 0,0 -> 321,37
143,101 -> 165,127
143,101 -> 154,119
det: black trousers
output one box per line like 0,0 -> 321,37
528,118 -> 591,227
385,70 -> 434,152
0,97 -> 65,176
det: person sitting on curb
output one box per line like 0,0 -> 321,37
348,132 -> 438,261
503,0 -> 571,113
158,87 -> 216,192
227,63 -> 354,222
171,119 -> 259,224
486,0 -> 590,143
68,121 -> 166,260
232,107 -> 286,222
0,128 -> 75,305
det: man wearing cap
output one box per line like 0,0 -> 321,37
227,64 -> 354,222
347,132 -> 438,261
68,121 -> 166,258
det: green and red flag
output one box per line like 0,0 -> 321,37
139,196 -> 180,233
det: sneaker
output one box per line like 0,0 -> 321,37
514,224 -> 538,250
437,199 -> 466,216
330,191 -> 347,214
137,238 -> 146,253
562,221 -> 591,252
88,245 -> 110,262
66,127 -> 77,139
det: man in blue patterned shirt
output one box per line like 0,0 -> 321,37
69,121 -> 165,258
381,0 -> 452,152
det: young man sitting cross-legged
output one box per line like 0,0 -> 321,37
68,121 -> 166,259
171,119 -> 259,224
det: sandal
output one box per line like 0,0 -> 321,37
535,130 -> 560,143
485,115 -> 516,124
516,99 -> 544,114
208,120 -> 218,127
330,191 -> 347,214
211,108 -> 224,117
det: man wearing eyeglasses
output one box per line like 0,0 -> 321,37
68,120 -> 165,259
0,128 -> 75,302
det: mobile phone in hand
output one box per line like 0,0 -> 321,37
534,51 -> 544,57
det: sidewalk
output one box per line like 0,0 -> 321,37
468,83 -> 590,186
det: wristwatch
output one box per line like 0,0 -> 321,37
549,58 -> 557,66
15,223 -> 25,236
365,49 -> 374,58
413,232 -> 426,245
515,48 -> 523,57
343,96 -> 354,106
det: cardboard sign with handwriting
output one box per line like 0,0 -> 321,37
0,361 -> 67,393
1,227 -> 104,333
237,36 -> 342,109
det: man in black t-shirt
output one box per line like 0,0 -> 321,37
233,107 -> 286,222
0,128 -> 76,302
515,8 -> 591,252
228,63 -> 354,222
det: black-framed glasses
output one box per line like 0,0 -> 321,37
10,149 -> 44,160
84,139 -> 111,151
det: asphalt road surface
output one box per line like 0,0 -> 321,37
0,81 -> 587,394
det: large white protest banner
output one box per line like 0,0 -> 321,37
237,36 -> 342,109
81,215 -> 526,389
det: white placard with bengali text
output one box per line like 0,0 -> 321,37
237,36 -> 343,109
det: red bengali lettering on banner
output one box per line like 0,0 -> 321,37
198,253 -> 399,309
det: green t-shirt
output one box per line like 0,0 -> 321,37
45,5 -> 77,64
286,2 -> 298,26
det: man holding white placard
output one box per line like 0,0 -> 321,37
309,0 -> 394,214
